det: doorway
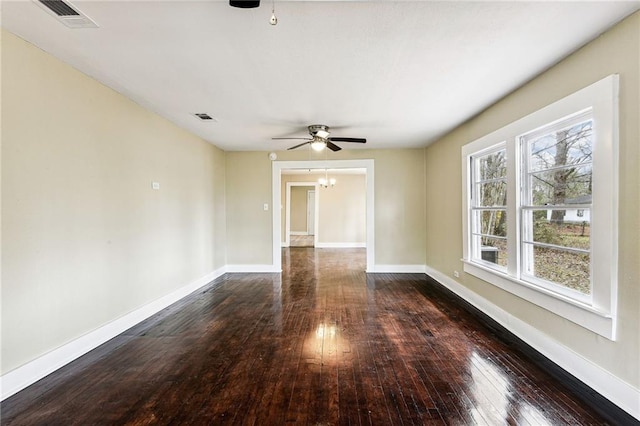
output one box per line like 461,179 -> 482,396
272,159 -> 375,272
285,182 -> 319,248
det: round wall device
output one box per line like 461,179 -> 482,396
268,152 -> 277,161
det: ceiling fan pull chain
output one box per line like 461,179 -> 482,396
270,0 -> 277,25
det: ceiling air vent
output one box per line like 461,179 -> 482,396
194,113 -> 216,122
40,0 -> 78,16
35,0 -> 98,29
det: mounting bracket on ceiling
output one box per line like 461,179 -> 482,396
230,1 -> 260,8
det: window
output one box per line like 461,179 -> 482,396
521,111 -> 593,301
461,75 -> 618,339
470,146 -> 508,269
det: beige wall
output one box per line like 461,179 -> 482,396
226,149 -> 426,266
424,12 -> 639,388
290,186 -> 312,233
225,152 -> 272,265
281,174 -> 366,244
1,31 -> 227,374
318,174 -> 365,244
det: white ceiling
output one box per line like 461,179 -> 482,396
2,1 -> 638,152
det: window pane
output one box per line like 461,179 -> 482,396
528,120 -> 593,173
477,236 -> 507,267
526,245 -> 591,295
529,165 -> 592,206
529,210 -> 590,250
521,115 -> 594,300
476,181 -> 507,206
478,150 -> 506,180
474,210 -> 507,237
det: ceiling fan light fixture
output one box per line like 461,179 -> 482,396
311,139 -> 326,151
315,129 -> 329,139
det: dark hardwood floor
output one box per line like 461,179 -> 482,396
2,248 -> 614,425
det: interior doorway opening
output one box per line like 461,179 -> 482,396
285,182 -> 318,248
272,159 -> 375,272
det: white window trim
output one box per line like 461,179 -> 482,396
461,75 -> 619,340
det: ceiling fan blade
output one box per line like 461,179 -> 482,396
326,141 -> 342,152
328,137 -> 367,143
272,137 -> 312,140
287,141 -> 312,150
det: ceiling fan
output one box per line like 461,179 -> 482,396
272,125 -> 366,152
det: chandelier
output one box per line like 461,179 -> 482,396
318,170 -> 336,188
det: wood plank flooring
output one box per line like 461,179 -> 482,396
1,248 -> 613,425
289,235 -> 314,247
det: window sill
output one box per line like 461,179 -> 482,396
462,260 -> 615,340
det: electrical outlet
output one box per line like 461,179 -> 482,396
263,203 -> 269,211
152,182 -> 160,190
453,270 -> 460,278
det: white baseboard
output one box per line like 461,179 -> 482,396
225,264 -> 281,273
281,242 -> 289,247
424,265 -> 640,421
0,267 -> 226,401
314,242 -> 366,248
289,231 -> 308,236
368,264 -> 426,273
